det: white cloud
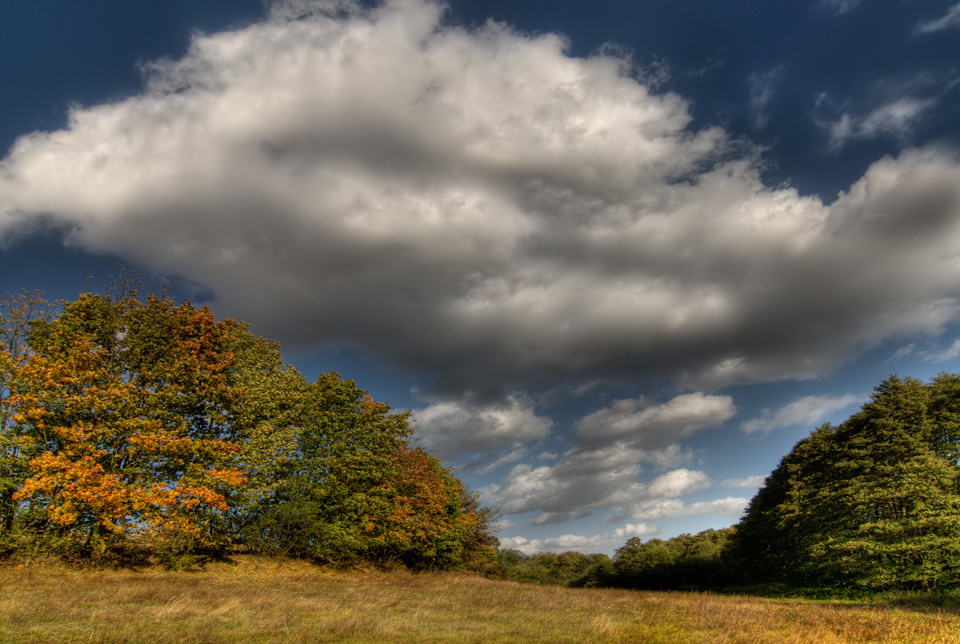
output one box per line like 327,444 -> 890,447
825,98 -> 938,150
748,67 -> 783,130
0,0 -> 959,399
481,440 -> 712,524
413,393 -> 552,461
575,392 -> 736,447
741,393 -> 862,433
720,474 -> 766,488
820,0 -> 862,15
886,337 -> 960,364
471,448 -> 529,474
644,468 -> 711,499
934,338 -> 960,363
915,3 -> 960,34
641,444 -> 695,469
499,522 -> 657,555
814,71 -> 960,152
619,496 -> 749,522
890,343 -> 918,363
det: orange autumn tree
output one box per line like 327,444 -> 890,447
380,445 -> 497,570
10,293 -> 244,553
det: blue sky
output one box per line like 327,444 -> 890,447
3,0 -> 960,555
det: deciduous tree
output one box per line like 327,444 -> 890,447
10,294 -> 245,553
380,445 -> 496,570
729,375 -> 960,591
0,291 -> 51,537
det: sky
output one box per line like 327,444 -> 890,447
2,0 -> 960,556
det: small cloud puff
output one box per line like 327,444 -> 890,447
819,0 -> 862,15
720,474 -> 766,488
824,98 -> 938,150
748,66 -> 784,130
915,3 -> 960,34
741,394 -> 862,434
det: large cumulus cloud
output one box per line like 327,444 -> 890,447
5,0 -> 960,399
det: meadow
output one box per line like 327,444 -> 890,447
0,557 -> 958,643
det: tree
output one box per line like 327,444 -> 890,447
9,293 -> 245,554
613,528 -> 735,590
728,423 -> 839,585
494,548 -> 613,586
238,367 -> 414,565
927,373 -> 960,467
0,291 -> 51,538
728,374 -> 960,591
379,445 -> 497,570
0,289 -> 497,570
234,365 -> 498,569
211,324 -> 306,542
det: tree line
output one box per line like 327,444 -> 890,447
497,374 -> 960,594
605,373 -> 960,593
7,285 -> 959,590
0,290 -> 496,570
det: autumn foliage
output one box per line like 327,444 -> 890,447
0,290 -> 495,569
382,446 -> 496,570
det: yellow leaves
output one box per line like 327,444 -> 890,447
48,502 -> 79,527
7,292 -> 247,545
207,468 -> 247,487
5,290 -> 492,568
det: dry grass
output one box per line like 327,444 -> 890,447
0,557 -> 958,643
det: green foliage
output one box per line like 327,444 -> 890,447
231,360 -> 414,565
0,289 -> 496,571
495,549 -> 614,587
728,374 -> 960,591
612,528 -> 735,590
221,327 -> 498,570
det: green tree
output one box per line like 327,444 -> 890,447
613,528 -> 734,590
238,368 -> 412,564
614,537 -> 677,588
213,325 -> 305,542
728,374 -> 960,591
729,423 -> 839,585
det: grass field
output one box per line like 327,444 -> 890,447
1,557 -> 958,643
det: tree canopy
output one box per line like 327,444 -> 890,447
0,289 -> 496,570
593,373 -> 960,594
728,374 -> 960,591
